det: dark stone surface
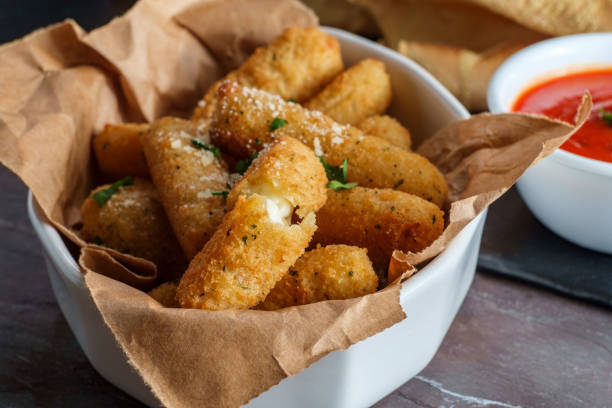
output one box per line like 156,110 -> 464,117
479,187 -> 612,307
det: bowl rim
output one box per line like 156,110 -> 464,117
487,32 -> 612,177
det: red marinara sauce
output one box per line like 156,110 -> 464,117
513,69 -> 612,163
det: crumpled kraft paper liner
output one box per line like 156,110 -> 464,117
403,95 -> 592,266
0,0 -> 594,405
350,0 -> 612,110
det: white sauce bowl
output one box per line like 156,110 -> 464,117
488,33 -> 612,254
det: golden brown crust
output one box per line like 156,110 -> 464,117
176,194 -> 318,310
81,178 -> 187,281
143,117 -> 229,260
149,281 -> 180,308
177,136 -> 327,310
259,245 -> 378,310
305,59 -> 391,125
227,136 -> 327,218
192,26 -> 343,120
93,123 -> 150,178
312,187 -> 444,268
210,81 -> 448,207
357,115 -> 412,150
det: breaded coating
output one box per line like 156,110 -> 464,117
312,187 -> 444,268
192,26 -> 343,120
149,281 -> 179,308
358,115 -> 412,150
93,123 -> 150,178
210,81 -> 448,207
177,194 -> 318,310
259,245 -> 378,310
81,178 -> 187,281
143,117 -> 229,260
227,136 -> 327,218
305,59 -> 391,125
177,137 -> 327,310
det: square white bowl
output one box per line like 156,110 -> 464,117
27,27 -> 485,407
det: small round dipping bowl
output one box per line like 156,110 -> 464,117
488,33 -> 612,254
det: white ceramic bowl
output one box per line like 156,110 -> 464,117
27,27 -> 483,407
488,33 -> 612,254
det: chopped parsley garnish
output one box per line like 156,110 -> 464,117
241,235 -> 248,245
191,139 -> 221,158
91,176 -> 134,207
212,190 -> 229,198
318,157 -> 358,191
235,151 -> 258,174
269,117 -> 288,131
600,108 -> 612,126
327,180 -> 358,190
348,270 -> 354,277
91,236 -> 103,245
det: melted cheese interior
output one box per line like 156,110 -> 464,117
253,184 -> 292,225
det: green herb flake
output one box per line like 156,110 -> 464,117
600,108 -> 612,126
393,179 -> 404,189
327,180 -> 358,190
191,139 -> 221,158
269,117 -> 288,131
242,235 -> 248,245
319,157 -> 358,191
91,236 -> 103,245
212,190 -> 230,198
235,151 -> 258,174
91,176 -> 134,207
241,286 -> 251,290
348,270 -> 354,277
251,224 -> 257,229
289,270 -> 298,276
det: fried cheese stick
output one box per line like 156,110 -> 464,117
210,81 -> 448,207
93,123 -> 150,178
312,187 -> 444,268
258,244 -> 378,310
143,117 -> 229,260
357,115 -> 412,150
192,26 -> 343,120
177,136 -> 327,310
305,59 -> 391,125
81,178 -> 187,281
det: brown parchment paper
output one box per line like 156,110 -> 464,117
345,0 -> 612,110
0,0 -> 593,406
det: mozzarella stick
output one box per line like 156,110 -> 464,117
192,26 -> 343,120
312,187 -> 444,268
210,81 -> 448,207
177,137 -> 327,310
258,245 -> 378,310
81,178 -> 187,281
305,59 -> 391,125
93,123 -> 149,178
143,117 -> 229,260
357,115 -> 412,150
